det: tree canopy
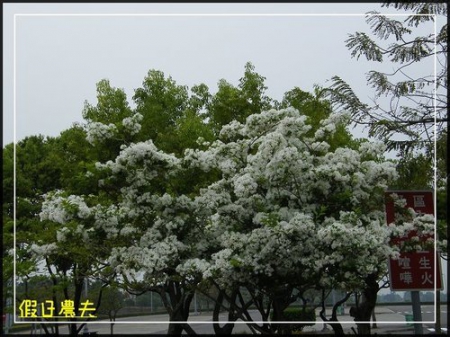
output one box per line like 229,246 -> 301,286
3,59 -> 443,336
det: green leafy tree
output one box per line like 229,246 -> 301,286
51,125 -> 100,195
133,70 -> 189,150
2,143 -> 15,324
94,283 -> 125,335
208,62 -> 273,134
327,2 -> 447,155
3,136 -> 61,334
3,135 -> 63,302
3,129 -> 115,336
82,79 -> 135,161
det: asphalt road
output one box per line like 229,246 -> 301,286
386,304 -> 448,334
9,305 -> 448,335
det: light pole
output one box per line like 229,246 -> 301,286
4,278 -> 12,334
150,292 -> 153,313
82,278 -> 89,335
194,292 -> 199,315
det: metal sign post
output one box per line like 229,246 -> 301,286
411,291 -> 423,335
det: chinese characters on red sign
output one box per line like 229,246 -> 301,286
385,191 -> 442,291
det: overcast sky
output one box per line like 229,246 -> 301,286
3,3 -> 440,155
3,2 -> 421,146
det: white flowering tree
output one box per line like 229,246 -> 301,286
3,130 -> 108,336
21,82 -> 201,335
87,138 -> 211,335
179,107 -> 400,334
75,73 -> 218,335
7,81 -> 144,335
29,189 -> 114,336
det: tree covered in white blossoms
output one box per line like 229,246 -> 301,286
36,190 -> 114,335
92,139 -> 208,335
180,107 -> 402,334
16,63 -> 443,336
25,67 -> 232,336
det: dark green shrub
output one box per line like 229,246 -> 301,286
270,307 -> 316,332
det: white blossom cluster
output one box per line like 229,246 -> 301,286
85,122 -> 118,144
122,113 -> 143,135
109,235 -> 187,280
29,243 -> 58,258
91,204 -> 120,238
40,191 -> 91,224
31,191 -> 100,261
96,140 -> 179,178
85,139 -> 202,284
315,212 -> 393,289
85,112 -> 143,146
388,212 -> 437,252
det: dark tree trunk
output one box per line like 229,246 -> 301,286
69,276 -> 84,336
319,291 -> 351,336
269,288 -> 295,335
213,290 -> 236,335
43,263 -> 59,336
167,310 -> 186,336
353,273 -> 380,335
327,318 -> 345,336
247,287 -> 273,334
271,298 -> 291,335
168,310 -> 197,336
371,310 -> 377,329
161,280 -> 196,336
